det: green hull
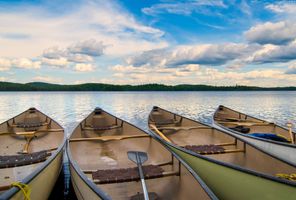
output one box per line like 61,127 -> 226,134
169,146 -> 296,200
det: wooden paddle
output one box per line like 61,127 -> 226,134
70,134 -> 149,142
149,124 -> 173,143
287,122 -> 294,144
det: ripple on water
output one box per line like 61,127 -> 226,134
0,91 -> 295,132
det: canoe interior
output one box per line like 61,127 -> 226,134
214,105 -> 296,143
0,108 -> 64,194
148,107 -> 296,182
69,108 -> 213,200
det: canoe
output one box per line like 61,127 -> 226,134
148,106 -> 296,200
0,107 -> 65,200
213,105 -> 296,166
67,107 -> 218,200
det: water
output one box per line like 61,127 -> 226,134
1,91 -> 296,132
1,91 -> 296,198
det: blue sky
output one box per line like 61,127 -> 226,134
0,0 -> 296,86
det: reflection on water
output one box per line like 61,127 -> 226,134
0,91 -> 296,134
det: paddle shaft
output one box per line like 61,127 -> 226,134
22,135 -> 34,154
287,123 -> 294,144
136,154 -> 149,200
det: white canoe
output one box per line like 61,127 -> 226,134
0,108 -> 66,199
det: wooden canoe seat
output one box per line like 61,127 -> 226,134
82,124 -> 122,131
185,145 -> 225,155
0,150 -> 51,168
184,145 -> 244,155
12,121 -> 49,128
92,165 -> 178,184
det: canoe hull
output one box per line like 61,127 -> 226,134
213,105 -> 296,166
215,126 -> 296,166
6,148 -> 63,200
169,145 -> 296,200
70,164 -> 103,200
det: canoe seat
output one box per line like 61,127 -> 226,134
185,145 -> 225,155
0,150 -> 51,168
13,121 -> 48,128
82,124 -> 122,131
92,165 -> 165,184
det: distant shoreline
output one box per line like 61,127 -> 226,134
0,81 -> 296,91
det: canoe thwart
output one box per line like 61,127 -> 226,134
151,119 -> 181,126
216,121 -> 273,126
0,128 -> 64,136
92,165 -> 179,184
69,134 -> 150,142
82,124 -> 122,131
158,126 -> 211,131
0,150 -> 51,168
184,145 -> 244,155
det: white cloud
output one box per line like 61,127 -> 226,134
266,3 -> 296,14
110,62 -> 296,86
42,57 -> 68,68
12,58 -> 41,69
67,39 -> 105,57
142,1 -> 226,16
128,43 -> 256,68
0,77 -> 7,81
0,58 -> 12,71
0,0 -> 167,58
74,63 -> 95,72
248,40 -> 296,63
33,76 -> 62,83
245,21 -> 296,45
0,57 -> 41,70
285,62 -> 296,74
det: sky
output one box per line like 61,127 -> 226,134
0,0 -> 296,86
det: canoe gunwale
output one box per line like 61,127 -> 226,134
148,107 -> 296,187
67,108 -> 219,200
0,108 -> 66,199
213,105 -> 296,147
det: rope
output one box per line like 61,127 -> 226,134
11,182 -> 31,200
276,173 -> 296,181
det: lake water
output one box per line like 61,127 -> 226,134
0,91 -> 296,133
1,91 -> 296,198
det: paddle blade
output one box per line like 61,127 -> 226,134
127,151 -> 148,165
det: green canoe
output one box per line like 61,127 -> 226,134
148,106 -> 296,200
